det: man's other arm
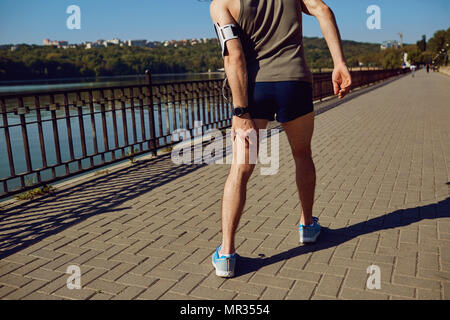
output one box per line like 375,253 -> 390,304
301,0 -> 352,99
210,0 -> 248,110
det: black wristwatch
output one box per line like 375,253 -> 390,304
232,106 -> 250,117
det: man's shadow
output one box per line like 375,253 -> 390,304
234,197 -> 449,277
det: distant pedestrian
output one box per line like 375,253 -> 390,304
426,64 -> 430,73
410,65 -> 417,77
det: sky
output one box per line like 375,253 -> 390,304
0,0 -> 448,45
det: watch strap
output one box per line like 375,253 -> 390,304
232,107 -> 250,117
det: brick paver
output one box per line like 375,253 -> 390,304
0,70 -> 449,300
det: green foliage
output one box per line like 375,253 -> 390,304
126,147 -> 140,164
0,38 -> 384,81
379,49 -> 403,69
4,30 -> 448,81
15,176 -> 55,200
303,38 -> 381,68
94,169 -> 111,176
416,35 -> 427,52
428,28 -> 450,54
160,145 -> 174,154
427,28 -> 450,65
0,42 -> 224,81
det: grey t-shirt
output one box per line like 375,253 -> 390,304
237,0 -> 313,83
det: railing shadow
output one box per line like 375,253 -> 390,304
0,151 -> 211,259
234,197 -> 450,277
0,119 -> 283,260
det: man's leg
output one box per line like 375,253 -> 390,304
282,112 -> 316,226
220,119 -> 269,255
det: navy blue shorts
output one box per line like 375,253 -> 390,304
248,81 -> 314,123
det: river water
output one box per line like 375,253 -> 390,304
0,73 -> 226,196
0,72 -> 225,95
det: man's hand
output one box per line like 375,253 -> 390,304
231,113 -> 257,144
302,0 -> 351,99
231,113 -> 258,164
332,63 -> 352,99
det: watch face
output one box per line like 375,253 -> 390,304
235,108 -> 243,116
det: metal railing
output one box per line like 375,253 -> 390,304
313,68 -> 409,100
0,68 -> 409,199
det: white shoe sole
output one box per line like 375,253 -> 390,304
212,258 -> 235,278
299,229 -> 321,243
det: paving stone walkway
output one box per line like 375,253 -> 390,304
0,70 -> 449,300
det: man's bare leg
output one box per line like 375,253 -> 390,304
282,112 -> 316,226
220,119 -> 269,255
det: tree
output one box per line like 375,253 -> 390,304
428,28 -> 450,66
407,50 -> 421,65
380,49 -> 402,69
428,28 -> 450,54
416,35 -> 426,52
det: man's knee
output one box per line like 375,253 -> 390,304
231,163 -> 255,181
292,146 -> 312,162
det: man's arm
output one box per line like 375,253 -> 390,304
210,0 -> 249,111
301,0 -> 352,99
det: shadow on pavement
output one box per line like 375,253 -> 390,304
235,197 -> 449,277
0,126 -> 284,260
0,152 -> 209,259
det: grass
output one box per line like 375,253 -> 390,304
126,147 -> 140,164
15,186 -> 55,201
15,176 -> 56,201
94,169 -> 111,176
159,145 -> 173,153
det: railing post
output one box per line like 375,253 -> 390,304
146,69 -> 158,157
318,76 -> 323,101
1,98 -> 15,194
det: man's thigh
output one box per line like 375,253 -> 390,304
282,112 -> 314,155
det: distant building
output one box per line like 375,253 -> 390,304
44,38 -> 58,46
43,39 -> 69,48
85,40 -> 104,49
104,38 -> 120,47
147,41 -> 160,48
381,40 -> 400,50
128,40 -> 147,47
41,37 -> 216,49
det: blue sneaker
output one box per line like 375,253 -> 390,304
299,217 -> 321,243
212,246 -> 236,278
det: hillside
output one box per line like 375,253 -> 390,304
303,37 -> 381,68
0,37 -> 382,81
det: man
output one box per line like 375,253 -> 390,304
210,0 -> 352,278
410,64 -> 417,77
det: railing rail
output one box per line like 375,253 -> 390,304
0,68 -> 409,199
